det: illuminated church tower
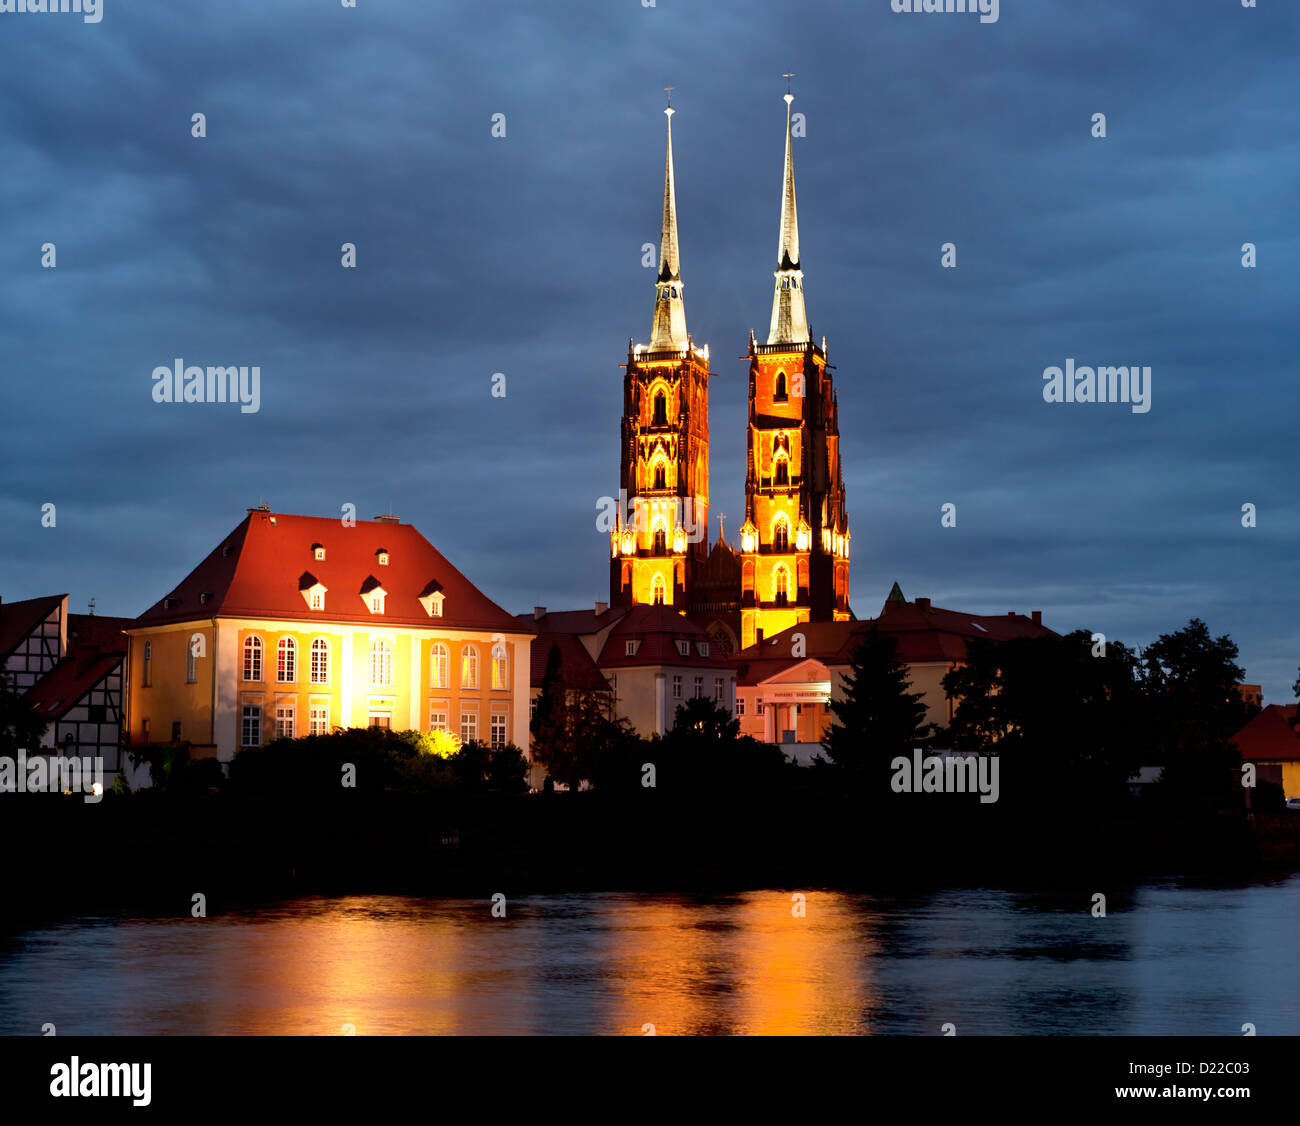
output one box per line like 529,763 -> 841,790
738,88 -> 850,650
611,100 -> 713,609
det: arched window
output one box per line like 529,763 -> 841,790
277,637 -> 296,683
774,456 -> 789,487
652,575 -> 666,605
774,565 -> 790,607
491,643 -> 508,690
652,391 -> 667,426
310,638 -> 329,684
775,371 -> 788,402
773,516 -> 790,553
430,642 -> 449,689
243,635 -> 262,682
653,519 -> 668,556
461,644 -> 479,689
370,639 -> 392,687
653,463 -> 666,491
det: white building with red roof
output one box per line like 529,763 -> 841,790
124,507 -> 535,768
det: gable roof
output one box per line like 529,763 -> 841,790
596,603 -> 734,668
527,633 -> 611,692
1233,705 -> 1300,763
24,613 -> 132,720
734,595 -> 1056,684
130,510 -> 527,634
0,594 -> 65,659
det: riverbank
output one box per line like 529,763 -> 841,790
4,787 -> 1298,927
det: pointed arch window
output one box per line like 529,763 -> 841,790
774,371 -> 788,403
653,519 -> 668,556
773,516 -> 790,553
652,391 -> 667,427
277,637 -> 297,683
774,565 -> 790,607
774,455 -> 789,487
653,463 -> 666,491
243,635 -> 263,682
310,638 -> 329,685
652,575 -> 666,606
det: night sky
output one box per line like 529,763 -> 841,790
1,1 -> 1295,700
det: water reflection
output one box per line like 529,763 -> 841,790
1,877 -> 1297,1035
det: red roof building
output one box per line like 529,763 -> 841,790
1233,704 -> 1300,799
125,508 -> 535,770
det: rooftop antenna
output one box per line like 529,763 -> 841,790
783,72 -> 796,95
87,597 -> 96,616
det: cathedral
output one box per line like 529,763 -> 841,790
611,90 -> 851,655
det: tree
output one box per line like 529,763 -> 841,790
529,644 -> 631,790
823,628 -> 932,778
1140,619 -> 1254,809
943,630 -> 1143,810
0,672 -> 47,756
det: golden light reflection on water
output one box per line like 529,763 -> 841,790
190,892 -> 880,1035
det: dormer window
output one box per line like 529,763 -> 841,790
676,640 -> 689,657
376,549 -> 389,566
418,580 -> 445,618
312,543 -> 326,562
697,641 -> 710,657
299,572 -> 327,612
360,575 -> 386,613
624,640 -> 638,657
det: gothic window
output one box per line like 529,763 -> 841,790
773,516 -> 790,553
652,391 -> 667,426
653,463 -> 666,491
652,575 -> 666,605
653,522 -> 667,556
774,565 -> 790,607
775,371 -> 788,402
774,455 -> 789,487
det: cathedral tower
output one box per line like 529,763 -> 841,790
738,88 -> 850,650
610,101 -> 713,610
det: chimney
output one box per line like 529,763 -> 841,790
756,628 -> 765,645
1031,610 -> 1042,625
915,597 -> 931,611
594,601 -> 608,616
1008,612 -> 1016,618
533,606 -> 547,620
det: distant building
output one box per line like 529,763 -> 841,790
1236,683 -> 1263,709
124,508 -> 534,770
732,584 -> 1054,762
1233,704 -> 1300,800
0,594 -> 132,784
519,603 -> 736,740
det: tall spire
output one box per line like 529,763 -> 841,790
767,82 -> 810,345
650,93 -> 688,351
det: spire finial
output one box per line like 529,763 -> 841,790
767,78 -> 809,345
650,90 -> 688,350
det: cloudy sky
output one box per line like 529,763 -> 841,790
1,0 -> 1295,700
